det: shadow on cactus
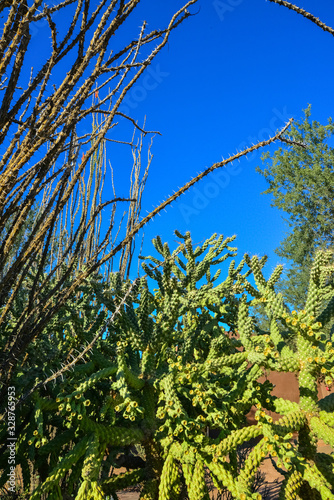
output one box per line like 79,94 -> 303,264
1,231 -> 333,499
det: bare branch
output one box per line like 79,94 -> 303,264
115,112 -> 162,136
0,1 -> 199,388
279,136 -> 307,148
268,0 -> 334,37
97,118 -> 294,269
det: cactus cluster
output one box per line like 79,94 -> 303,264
1,231 -> 333,499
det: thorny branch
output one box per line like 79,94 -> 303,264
279,136 -> 307,148
9,119 -> 294,383
0,0 -> 197,389
268,0 -> 334,37
0,1 -> 293,397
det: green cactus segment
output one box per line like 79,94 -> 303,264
247,255 -> 267,293
317,295 -> 334,327
208,351 -> 248,371
30,436 -> 90,499
140,383 -> 156,431
158,453 -> 180,500
159,373 -> 186,429
305,267 -> 321,318
186,458 -> 210,500
114,351 -> 132,401
65,365 -> 118,398
273,398 -> 300,415
297,333 -> 315,360
181,462 -> 194,492
137,283 -> 154,338
318,410 -> 334,428
276,351 -> 300,372
279,469 -> 303,500
120,355 -> 145,391
141,346 -> 156,376
315,452 -> 334,488
299,461 -> 334,499
170,457 -> 182,498
102,468 -> 147,495
309,416 -> 334,448
269,317 -> 285,347
319,392 -> 334,412
75,479 -> 104,500
206,459 -> 239,499
269,291 -> 285,318
212,425 -> 263,457
272,411 -> 307,435
298,371 -> 319,413
237,440 -> 267,494
267,263 -> 284,287
81,435 -> 104,481
80,417 -> 144,445
238,299 -> 253,351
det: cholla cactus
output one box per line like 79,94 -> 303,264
2,232 -> 333,499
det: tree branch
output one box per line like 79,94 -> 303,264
268,0 -> 334,37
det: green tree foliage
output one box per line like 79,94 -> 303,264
257,105 -> 334,308
1,231 -> 333,499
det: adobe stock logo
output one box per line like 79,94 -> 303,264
118,65 -> 170,116
178,162 -> 243,224
213,0 -> 243,21
178,106 -> 290,224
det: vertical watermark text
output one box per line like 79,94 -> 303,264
6,386 -> 16,495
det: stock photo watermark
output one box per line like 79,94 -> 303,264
178,106 -> 290,224
118,65 -> 170,116
178,162 -> 242,223
213,0 -> 244,21
6,386 -> 17,495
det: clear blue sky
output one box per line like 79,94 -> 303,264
106,0 -> 334,279
11,1 -> 334,280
